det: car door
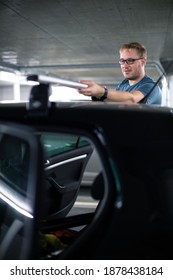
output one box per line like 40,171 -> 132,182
0,122 -> 43,259
33,126 -> 120,260
41,132 -> 94,220
0,117 -> 122,260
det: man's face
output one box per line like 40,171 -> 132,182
119,48 -> 146,80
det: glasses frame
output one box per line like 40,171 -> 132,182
119,57 -> 144,65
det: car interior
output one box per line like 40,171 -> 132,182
40,133 -> 94,220
38,132 -> 101,259
0,126 -> 102,259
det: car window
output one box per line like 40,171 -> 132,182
0,134 -> 29,197
41,133 -> 90,158
0,124 -> 43,259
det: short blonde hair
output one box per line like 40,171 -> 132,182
119,42 -> 147,58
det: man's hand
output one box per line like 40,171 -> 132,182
78,80 -> 104,98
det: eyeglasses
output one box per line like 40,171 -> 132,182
119,57 -> 144,65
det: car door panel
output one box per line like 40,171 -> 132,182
44,144 -> 93,219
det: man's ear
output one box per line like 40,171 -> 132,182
142,57 -> 147,66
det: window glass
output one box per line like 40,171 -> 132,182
0,134 -> 29,197
41,133 -> 90,158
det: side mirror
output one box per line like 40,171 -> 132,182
0,123 -> 43,259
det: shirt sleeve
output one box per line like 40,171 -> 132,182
136,83 -> 154,97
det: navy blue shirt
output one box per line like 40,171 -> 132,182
116,75 -> 162,105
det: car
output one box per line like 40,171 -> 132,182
0,76 -> 173,261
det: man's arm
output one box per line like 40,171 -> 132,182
78,80 -> 144,103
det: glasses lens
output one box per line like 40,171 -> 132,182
119,59 -> 135,65
119,59 -> 125,64
126,59 -> 135,64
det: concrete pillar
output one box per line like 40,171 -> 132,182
168,76 -> 173,107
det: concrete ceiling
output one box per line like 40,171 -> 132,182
0,0 -> 173,86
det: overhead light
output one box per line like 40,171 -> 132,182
2,51 -> 17,64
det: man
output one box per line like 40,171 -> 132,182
78,42 -> 162,105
